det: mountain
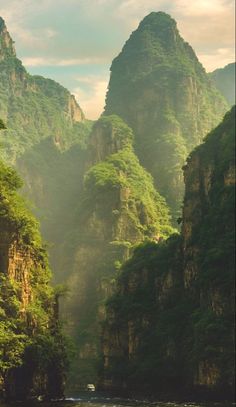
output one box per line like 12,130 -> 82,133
0,17 -> 87,163
100,106 -> 235,399
0,16 -> 175,388
104,12 -> 228,218
210,62 -> 235,106
0,150 -> 67,400
59,115 -> 175,388
0,14 -> 232,394
0,16 -> 92,281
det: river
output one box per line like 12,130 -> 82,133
0,394 -> 234,407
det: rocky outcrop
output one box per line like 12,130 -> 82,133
181,106 -> 235,392
0,17 -> 16,60
100,107 -> 235,400
0,231 -> 32,312
59,115 -> 174,390
0,15 -> 92,302
104,12 -> 228,218
0,17 -> 85,163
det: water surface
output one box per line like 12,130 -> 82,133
0,395 -> 234,407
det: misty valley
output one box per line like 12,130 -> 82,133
0,10 -> 235,406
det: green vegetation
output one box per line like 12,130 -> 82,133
210,63 -> 235,106
84,122 -> 173,239
0,17 -> 93,287
0,14 -> 234,397
0,60 -> 90,162
105,11 -> 228,219
0,119 -> 5,130
0,151 -> 69,400
101,235 -> 189,395
101,107 -> 235,399
0,19 -> 89,163
80,115 -> 175,241
62,115 -> 175,390
183,106 -> 235,392
0,160 -> 41,246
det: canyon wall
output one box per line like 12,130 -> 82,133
101,107 -> 235,400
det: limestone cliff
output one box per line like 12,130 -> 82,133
100,107 -> 235,400
59,115 -> 174,388
0,158 -> 67,400
104,12 -> 228,218
0,18 -> 16,60
0,16 -> 92,284
0,16 -> 85,163
181,106 -> 235,393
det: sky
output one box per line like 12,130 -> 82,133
0,0 -> 235,119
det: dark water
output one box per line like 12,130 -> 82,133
0,395 -> 234,407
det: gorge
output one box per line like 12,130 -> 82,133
0,10 -> 235,403
100,106 -> 235,400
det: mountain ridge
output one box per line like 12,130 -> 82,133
0,16 -> 86,163
104,11 -> 228,218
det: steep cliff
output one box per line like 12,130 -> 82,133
0,17 -> 86,163
181,105 -> 235,395
104,12 -> 228,218
210,63 -> 235,106
101,235 -> 184,396
0,156 -> 68,400
60,115 -> 174,388
0,16 -> 92,282
101,107 -> 235,400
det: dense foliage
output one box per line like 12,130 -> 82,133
0,156 -> 69,400
0,59 -> 90,162
101,235 -> 194,397
0,15 -> 93,282
104,11 -> 228,218
62,115 -> 175,389
101,107 -> 235,399
84,117 -> 174,240
182,106 -> 235,393
0,13 -> 234,398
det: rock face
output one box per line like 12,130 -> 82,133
60,115 -> 174,389
100,107 -> 235,399
0,17 -> 16,60
181,105 -> 235,393
0,16 -> 85,164
210,62 -> 235,106
0,158 -> 67,400
0,13 -> 233,396
0,15 -> 92,283
104,12 -> 228,218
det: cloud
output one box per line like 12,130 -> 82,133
73,75 -> 109,120
1,0 -> 234,68
199,47 -> 235,72
0,0 -> 235,118
22,56 -> 107,67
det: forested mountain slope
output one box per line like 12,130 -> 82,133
0,121 -> 67,400
104,12 -> 228,218
0,16 -> 92,280
101,106 -> 235,400
61,115 -> 175,388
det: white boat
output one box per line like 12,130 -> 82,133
86,383 -> 96,391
